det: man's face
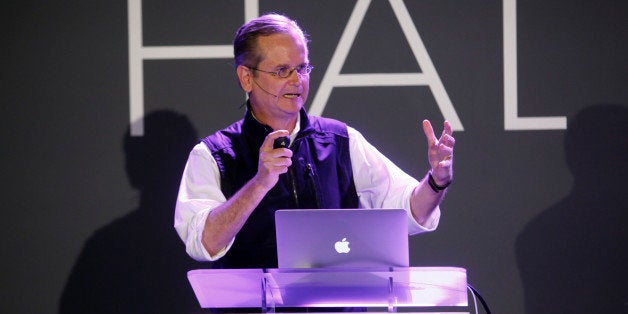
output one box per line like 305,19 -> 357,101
244,31 -> 310,125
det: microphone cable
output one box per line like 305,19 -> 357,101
467,283 -> 491,314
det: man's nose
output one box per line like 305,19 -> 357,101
287,69 -> 303,84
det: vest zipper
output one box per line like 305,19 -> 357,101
305,163 -> 322,209
288,167 -> 299,208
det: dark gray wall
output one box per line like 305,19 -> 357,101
3,0 -> 626,313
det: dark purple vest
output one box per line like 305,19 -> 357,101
201,108 -> 359,268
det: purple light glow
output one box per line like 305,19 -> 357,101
188,267 -> 467,309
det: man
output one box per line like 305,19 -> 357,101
174,14 -> 455,269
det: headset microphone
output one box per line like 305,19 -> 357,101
252,78 -> 279,98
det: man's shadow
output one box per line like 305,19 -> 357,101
516,104 -> 627,313
60,110 -> 211,314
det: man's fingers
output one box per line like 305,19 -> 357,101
259,130 -> 293,177
440,134 -> 455,148
261,130 -> 290,150
260,153 -> 292,165
422,119 -> 437,144
438,121 -> 453,144
443,120 -> 453,136
260,148 -> 293,166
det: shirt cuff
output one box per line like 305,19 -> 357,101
407,205 -> 441,234
194,208 -> 235,261
403,184 -> 441,235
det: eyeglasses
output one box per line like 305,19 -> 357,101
246,64 -> 314,78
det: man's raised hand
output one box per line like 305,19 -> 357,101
422,120 -> 454,186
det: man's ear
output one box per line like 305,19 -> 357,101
236,65 -> 253,93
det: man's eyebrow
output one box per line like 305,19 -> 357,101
273,62 -> 309,69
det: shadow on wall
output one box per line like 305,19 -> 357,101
516,104 -> 628,313
59,110 -> 211,314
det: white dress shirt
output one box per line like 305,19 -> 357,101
174,123 -> 441,262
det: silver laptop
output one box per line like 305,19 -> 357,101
275,209 -> 409,268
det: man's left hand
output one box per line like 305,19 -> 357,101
422,120 -> 455,186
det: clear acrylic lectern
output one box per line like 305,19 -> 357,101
188,267 -> 468,313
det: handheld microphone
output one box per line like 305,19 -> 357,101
252,78 -> 278,98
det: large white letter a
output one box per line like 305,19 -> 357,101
309,0 -> 464,131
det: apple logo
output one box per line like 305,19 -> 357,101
334,238 -> 350,254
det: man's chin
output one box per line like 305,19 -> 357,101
279,98 -> 304,112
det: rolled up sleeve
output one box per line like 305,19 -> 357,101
174,143 -> 234,261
